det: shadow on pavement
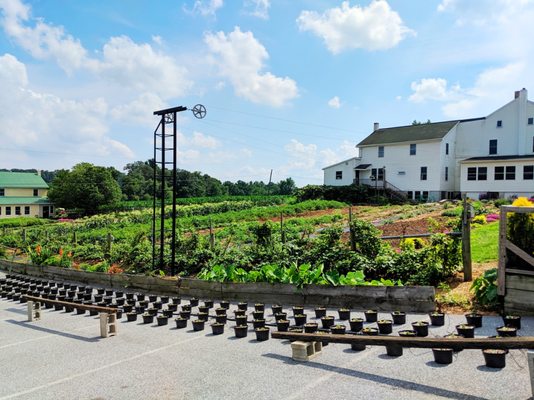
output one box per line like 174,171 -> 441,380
263,353 -> 490,400
4,319 -> 100,343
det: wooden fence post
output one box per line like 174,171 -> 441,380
209,218 -> 215,250
349,207 -> 356,251
280,213 -> 285,244
498,206 -> 508,296
73,231 -> 77,246
462,195 -> 472,282
22,229 -> 27,243
106,233 -> 113,259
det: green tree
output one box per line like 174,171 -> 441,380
48,163 -> 122,215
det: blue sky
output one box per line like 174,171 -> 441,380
1,0 -> 533,186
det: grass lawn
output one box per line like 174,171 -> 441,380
471,222 -> 499,263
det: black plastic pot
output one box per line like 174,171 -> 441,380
433,348 -> 453,364
215,315 -> 227,324
198,312 -> 209,322
349,318 -> 364,332
271,305 -> 283,315
391,311 -> 406,325
163,310 -> 174,318
465,313 -> 483,328
189,298 -> 199,307
211,323 -> 224,335
171,297 -> 181,305
142,314 -> 154,324
175,317 -> 187,329
398,330 -> 417,337
411,321 -> 429,337
386,344 -> 403,357
277,320 -> 290,332
430,312 -> 445,326
362,327 -> 379,336
157,316 -> 169,326
236,315 -> 248,326
338,309 -> 351,321
203,300 -> 214,309
181,304 -> 191,312
136,306 -> 146,314
148,295 -> 158,303
377,320 -> 393,334
304,323 -> 318,333
321,316 -> 335,329
292,306 -> 304,316
192,319 -> 205,331
147,308 -> 158,316
274,312 -> 287,321
254,303 -> 265,312
198,306 -> 210,314
252,310 -> 264,320
483,349 -> 506,368
237,302 -> 247,310
234,325 -> 248,338
234,309 -> 246,317
160,296 -> 169,304
330,325 -> 346,335
314,307 -> 327,319
294,314 -> 307,326
215,307 -> 227,316
167,304 -> 178,312
126,312 -> 138,322
496,326 -> 517,337
219,300 -> 230,309
253,319 -> 266,329
503,315 -> 521,330
364,310 -> 378,323
76,308 -> 86,315
351,342 -> 366,351
255,327 -> 270,341
456,324 -> 475,338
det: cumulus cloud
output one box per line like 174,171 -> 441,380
0,53 -> 134,160
284,139 -> 317,170
244,0 -> 270,19
409,78 -> 462,103
110,93 -> 167,126
185,0 -> 223,17
297,0 -> 414,54
190,131 -> 220,149
328,96 -> 341,108
204,26 -> 298,107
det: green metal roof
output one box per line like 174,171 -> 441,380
0,172 -> 49,189
0,197 -> 51,205
357,121 -> 460,147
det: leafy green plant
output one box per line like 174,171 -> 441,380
470,268 -> 499,308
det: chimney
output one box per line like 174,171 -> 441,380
515,90 -> 520,99
373,122 -> 379,131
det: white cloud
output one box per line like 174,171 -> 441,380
437,0 -> 534,25
190,131 -> 220,149
296,0 -> 414,54
0,53 -> 134,160
409,78 -> 462,103
151,35 -> 162,45
110,93 -> 167,126
186,0 -> 223,17
244,0 -> 270,19
204,26 -> 298,107
284,139 -> 317,170
328,96 -> 341,108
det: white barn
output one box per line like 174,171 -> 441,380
323,89 -> 534,201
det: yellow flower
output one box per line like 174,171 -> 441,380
512,197 -> 534,207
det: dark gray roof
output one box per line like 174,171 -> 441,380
461,155 -> 534,162
354,164 -> 371,170
357,118 -> 484,147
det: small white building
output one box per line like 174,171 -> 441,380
323,89 -> 534,200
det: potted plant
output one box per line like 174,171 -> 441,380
211,322 -> 224,335
377,319 -> 393,334
234,325 -> 248,338
338,308 -> 351,321
386,344 -> 403,357
215,307 -> 227,316
203,300 -> 214,309
219,300 -> 230,309
502,314 -> 521,330
126,293 -> 135,300
321,316 -> 335,329
429,311 -> 445,326
496,326 -> 517,337
398,330 -> 416,337
314,307 -> 327,318
179,310 -> 191,319
215,314 -> 227,324
197,312 -> 209,322
181,304 -> 191,312
433,348 -> 454,364
254,303 -> 265,312
189,298 -> 199,307
304,322 -> 318,333
465,312 -> 483,328
292,306 -> 304,316
364,310 -> 378,323
198,306 -> 210,314
349,318 -> 364,332
252,310 -> 264,320
253,319 -> 266,329
142,313 -> 154,324
175,317 -> 187,329
160,296 -> 169,304
123,304 -> 133,313
294,314 -> 307,326
167,304 -> 178,312
482,349 -> 507,368
148,295 -> 157,303
277,319 -> 290,332
234,309 -> 246,317
391,311 -> 406,325
274,312 -> 287,321
139,300 -> 149,308
237,302 -> 248,310
156,315 -> 169,326
236,315 -> 248,326
362,327 -> 378,336
271,304 -> 283,315
411,321 -> 429,337
163,310 -> 174,318
456,324 -> 475,338
171,297 -> 181,305
331,324 -> 346,335
192,319 -> 205,331
135,293 -> 145,301
255,327 -> 270,341
147,308 -> 158,316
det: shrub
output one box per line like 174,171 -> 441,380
472,215 -> 487,225
471,268 -> 499,308
507,197 -> 534,269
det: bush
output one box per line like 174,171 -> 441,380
507,197 -> 534,269
472,215 -> 487,225
471,268 -> 499,308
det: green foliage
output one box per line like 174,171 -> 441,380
49,163 -> 122,215
349,219 -> 382,258
80,260 -> 110,273
507,199 -> 534,269
471,268 -> 499,308
27,244 -> 52,265
297,184 -> 372,203
472,215 -> 487,225
0,218 -> 52,228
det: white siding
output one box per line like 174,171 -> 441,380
323,158 -> 360,186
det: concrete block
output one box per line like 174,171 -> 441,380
291,340 -> 322,362
99,312 -> 117,338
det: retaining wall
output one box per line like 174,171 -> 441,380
0,260 -> 435,312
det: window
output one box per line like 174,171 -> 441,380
50,206 -> 54,214
6,206 -> 11,215
0,188 -> 4,196
445,143 -> 449,155
371,168 -> 384,181
378,146 -> 384,158
24,206 -> 30,215
420,166 -> 427,181
407,191 -> 413,200
528,117 -> 533,125
467,167 -> 477,181
489,139 -> 497,155
524,165 -> 534,180
506,166 -> 516,180
0,207 -> 2,215
422,191 -> 429,200
414,191 -> 421,200
335,171 -> 342,180
33,189 -> 38,196
15,206 -> 21,215
496,120 -> 502,128
495,166 -> 504,180
445,167 -> 448,181
478,167 -> 487,181
409,143 -> 416,155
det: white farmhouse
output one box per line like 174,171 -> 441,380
323,89 -> 534,201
